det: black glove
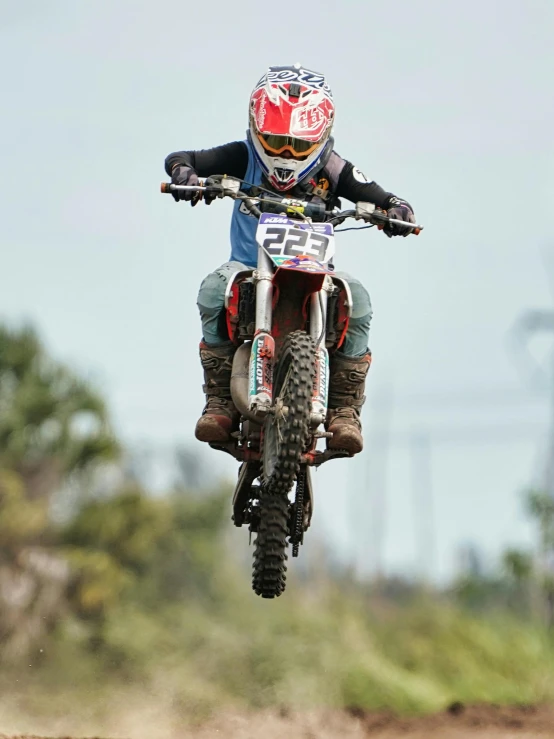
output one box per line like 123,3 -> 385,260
384,197 -> 416,237
202,177 -> 220,206
171,165 -> 200,204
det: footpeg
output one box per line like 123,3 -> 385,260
314,430 -> 333,439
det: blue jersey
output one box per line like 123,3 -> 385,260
165,141 -> 401,267
229,138 -> 263,267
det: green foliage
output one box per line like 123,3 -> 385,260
63,487 -> 173,575
503,548 -> 533,581
2,319 -> 554,728
0,322 -> 122,661
3,475 -> 554,725
0,469 -> 48,554
0,323 -> 119,499
64,548 -> 133,622
527,489 -> 554,549
452,489 -> 554,623
371,600 -> 554,707
57,485 -> 231,643
7,578 -> 554,728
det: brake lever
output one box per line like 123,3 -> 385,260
369,209 -> 389,228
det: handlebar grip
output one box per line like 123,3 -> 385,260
161,182 -> 173,194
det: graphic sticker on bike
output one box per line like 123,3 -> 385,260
262,227 -> 286,253
256,214 -> 335,265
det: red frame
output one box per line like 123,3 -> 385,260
226,270 -> 350,351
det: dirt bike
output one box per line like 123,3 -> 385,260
161,175 -> 422,598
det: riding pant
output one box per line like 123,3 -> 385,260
197,262 -> 372,358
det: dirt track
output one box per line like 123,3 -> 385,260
187,704 -> 554,738
3,704 -> 554,738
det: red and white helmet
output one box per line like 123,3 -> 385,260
248,64 -> 335,191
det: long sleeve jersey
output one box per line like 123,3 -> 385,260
165,140 -> 406,267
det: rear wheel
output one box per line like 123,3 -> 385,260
252,493 -> 289,598
253,331 -> 316,598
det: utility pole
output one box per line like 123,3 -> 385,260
511,299 -> 554,627
410,430 -> 435,585
511,309 -> 554,497
365,383 -> 394,581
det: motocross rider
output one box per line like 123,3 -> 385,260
165,64 -> 416,456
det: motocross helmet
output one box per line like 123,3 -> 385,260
248,64 -> 335,192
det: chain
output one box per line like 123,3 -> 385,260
292,467 -> 306,558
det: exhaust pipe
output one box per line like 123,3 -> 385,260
231,343 -> 264,425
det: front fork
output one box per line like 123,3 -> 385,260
248,246 -> 332,427
248,248 -> 275,415
309,279 -> 332,427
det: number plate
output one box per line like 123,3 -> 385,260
255,214 -> 335,266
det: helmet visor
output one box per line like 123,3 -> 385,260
257,133 -> 321,159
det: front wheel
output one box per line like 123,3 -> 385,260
261,330 -> 316,495
252,331 -> 316,599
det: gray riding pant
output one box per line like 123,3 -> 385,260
197,261 -> 372,358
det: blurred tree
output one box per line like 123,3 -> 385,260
503,548 -> 533,584
0,324 -> 119,500
527,490 -> 554,549
0,468 -> 70,659
61,486 -> 229,649
502,548 -> 534,617
526,489 -> 554,627
0,322 -> 237,662
0,323 -> 120,660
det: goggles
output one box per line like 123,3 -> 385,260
257,133 -> 321,159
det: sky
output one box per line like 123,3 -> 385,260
1,0 -> 554,581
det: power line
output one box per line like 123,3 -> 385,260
363,421 -> 546,448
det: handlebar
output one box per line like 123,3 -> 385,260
160,176 -> 423,234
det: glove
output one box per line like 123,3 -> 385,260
202,177 -> 220,206
171,165 -> 200,204
384,197 -> 416,237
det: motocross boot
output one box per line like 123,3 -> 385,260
326,351 -> 372,456
195,342 -> 240,443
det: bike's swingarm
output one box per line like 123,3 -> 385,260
232,460 -> 315,538
232,461 -> 260,527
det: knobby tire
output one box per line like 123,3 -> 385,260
253,331 -> 316,598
